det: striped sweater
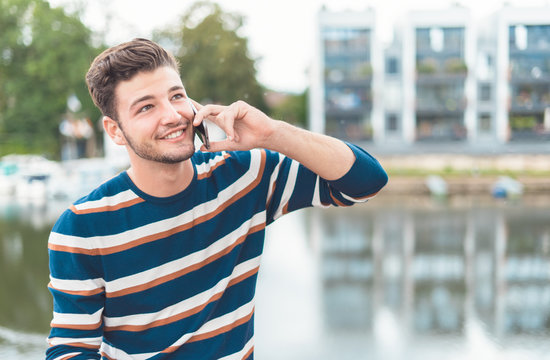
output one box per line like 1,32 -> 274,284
46,144 -> 388,360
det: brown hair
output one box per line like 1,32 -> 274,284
86,38 -> 179,121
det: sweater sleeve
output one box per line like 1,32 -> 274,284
264,142 -> 388,223
46,211 -> 105,360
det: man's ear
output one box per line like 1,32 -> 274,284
103,116 -> 126,145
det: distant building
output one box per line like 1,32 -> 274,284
496,7 -> 550,142
309,5 -> 550,148
309,9 -> 383,142
403,8 -> 475,144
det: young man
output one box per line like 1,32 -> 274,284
46,38 -> 388,359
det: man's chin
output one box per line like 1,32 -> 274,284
158,147 -> 196,164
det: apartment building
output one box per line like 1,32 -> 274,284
496,7 -> 550,142
309,9 -> 383,142
309,5 -> 550,147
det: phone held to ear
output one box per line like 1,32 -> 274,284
189,100 -> 210,150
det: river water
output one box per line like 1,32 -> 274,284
1,194 -> 549,359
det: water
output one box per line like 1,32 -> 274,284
1,194 -> 550,359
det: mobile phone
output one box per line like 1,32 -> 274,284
189,101 -> 210,150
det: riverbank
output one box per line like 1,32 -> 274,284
377,153 -> 550,196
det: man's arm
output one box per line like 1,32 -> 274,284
193,100 -> 355,180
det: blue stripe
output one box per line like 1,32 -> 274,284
104,275 -> 257,355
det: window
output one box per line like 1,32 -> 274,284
479,84 -> 491,102
479,114 -> 492,133
386,57 -> 399,75
386,114 -> 399,131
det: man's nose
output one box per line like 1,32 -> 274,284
159,101 -> 186,124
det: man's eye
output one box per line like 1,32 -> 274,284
171,93 -> 184,101
139,104 -> 153,113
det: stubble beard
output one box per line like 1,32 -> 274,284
119,124 -> 196,164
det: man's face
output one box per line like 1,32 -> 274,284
113,66 -> 196,164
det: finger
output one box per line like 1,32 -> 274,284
193,104 -> 224,126
201,139 -> 237,153
216,111 -> 236,142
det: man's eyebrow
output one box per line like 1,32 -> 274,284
169,85 -> 185,93
129,86 -> 186,110
130,95 -> 154,110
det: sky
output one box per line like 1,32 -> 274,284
49,0 -> 549,93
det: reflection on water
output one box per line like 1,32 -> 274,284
1,195 -> 550,359
256,195 -> 550,360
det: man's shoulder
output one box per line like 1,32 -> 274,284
72,171 -> 129,205
52,172 -> 132,234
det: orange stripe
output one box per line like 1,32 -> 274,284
106,223 -> 265,298
242,345 -> 254,360
100,352 -> 115,360
282,202 -> 289,215
329,188 -> 347,207
56,342 -> 100,350
197,153 -> 231,180
70,197 -> 145,215
50,150 -> 267,256
50,320 -> 102,331
105,267 -> 260,332
187,308 -> 254,343
48,282 -> 104,297
58,354 -> 80,360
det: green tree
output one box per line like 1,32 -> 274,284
268,90 -> 308,128
0,0 -> 101,158
154,1 -> 267,111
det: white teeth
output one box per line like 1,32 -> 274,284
164,130 -> 183,139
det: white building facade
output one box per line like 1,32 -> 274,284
309,6 -> 550,148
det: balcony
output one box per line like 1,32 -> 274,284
510,91 -> 550,113
416,57 -> 468,78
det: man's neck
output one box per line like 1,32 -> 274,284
126,159 -> 194,198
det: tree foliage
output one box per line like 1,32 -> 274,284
0,0 -> 101,158
154,1 -> 267,112
268,91 -> 308,128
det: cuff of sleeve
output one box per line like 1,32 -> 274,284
328,142 -> 388,197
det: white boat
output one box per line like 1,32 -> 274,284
425,175 -> 448,197
492,176 -> 524,198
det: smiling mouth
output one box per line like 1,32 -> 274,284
162,129 -> 184,140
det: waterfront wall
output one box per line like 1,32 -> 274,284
377,154 -> 550,195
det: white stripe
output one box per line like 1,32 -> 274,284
52,352 -> 82,360
49,150 -> 263,251
128,333 -> 254,360
342,191 -> 375,203
103,256 -> 261,328
100,342 -> 140,360
52,308 -> 103,326
195,152 -> 228,176
311,176 -> 331,208
218,338 -> 254,360
105,211 -> 266,293
48,336 -> 102,347
73,189 -> 139,212
273,160 -> 300,220
194,297 -> 254,336
266,153 -> 284,206
49,276 -> 104,292
164,297 -> 255,350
